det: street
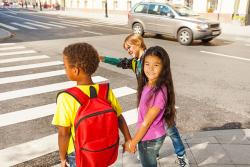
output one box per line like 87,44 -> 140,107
0,7 -> 250,166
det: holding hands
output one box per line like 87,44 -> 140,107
123,140 -> 137,154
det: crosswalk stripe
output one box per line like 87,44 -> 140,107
31,21 -> 66,28
11,22 -> 37,29
0,87 -> 137,127
58,20 -> 90,27
49,21 -> 79,27
0,22 -> 19,30
0,70 -> 64,84
81,29 -> 103,35
0,46 -> 25,51
0,76 -> 108,101
0,134 -> 58,167
112,87 -> 137,98
24,22 -> 51,29
0,50 -> 36,57
0,43 -> 16,46
0,55 -> 49,64
0,61 -> 63,72
122,108 -> 138,125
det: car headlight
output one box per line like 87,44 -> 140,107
197,24 -> 209,30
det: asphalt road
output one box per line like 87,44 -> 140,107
0,7 -> 250,166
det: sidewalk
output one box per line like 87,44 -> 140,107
52,129 -> 250,167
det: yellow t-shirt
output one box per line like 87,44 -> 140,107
52,84 -> 122,154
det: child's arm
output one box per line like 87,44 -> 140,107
100,56 -> 133,69
129,106 -> 161,151
118,114 -> 132,142
57,126 -> 71,166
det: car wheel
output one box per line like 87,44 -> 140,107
177,28 -> 193,45
201,38 -> 213,43
132,23 -> 144,36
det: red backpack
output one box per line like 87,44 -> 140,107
64,83 -> 119,167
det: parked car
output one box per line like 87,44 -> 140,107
128,2 -> 221,45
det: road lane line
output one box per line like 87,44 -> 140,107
0,46 -> 26,51
11,22 -> 37,30
0,70 -> 64,84
58,20 -> 91,27
0,50 -> 36,57
0,23 -> 19,30
0,76 -> 108,101
0,86 -> 136,127
0,61 -> 63,72
0,55 -> 49,64
24,22 -> 51,29
200,51 -> 250,62
112,87 -> 137,98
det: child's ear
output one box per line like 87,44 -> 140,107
73,67 -> 80,76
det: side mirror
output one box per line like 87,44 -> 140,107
166,13 -> 175,18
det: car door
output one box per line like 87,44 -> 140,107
144,4 -> 161,32
157,5 -> 178,36
132,4 -> 149,30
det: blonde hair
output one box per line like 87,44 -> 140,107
123,34 -> 146,50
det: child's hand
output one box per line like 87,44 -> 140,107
128,140 -> 137,153
60,159 -> 69,167
99,56 -> 104,62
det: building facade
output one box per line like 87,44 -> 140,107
61,0 -> 249,25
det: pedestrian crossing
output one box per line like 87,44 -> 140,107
0,42 -> 138,166
0,12 -> 129,32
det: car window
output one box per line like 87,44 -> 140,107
134,4 -> 148,14
148,4 -> 160,15
160,5 -> 172,16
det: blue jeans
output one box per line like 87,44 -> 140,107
138,135 -> 166,167
67,152 -> 76,167
167,124 -> 185,157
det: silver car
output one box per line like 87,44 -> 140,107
128,2 -> 221,45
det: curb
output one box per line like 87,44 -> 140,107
0,28 -> 13,41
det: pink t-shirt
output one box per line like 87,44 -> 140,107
137,85 -> 167,141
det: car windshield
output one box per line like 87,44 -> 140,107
173,6 -> 198,16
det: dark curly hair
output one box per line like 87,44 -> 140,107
63,42 -> 100,75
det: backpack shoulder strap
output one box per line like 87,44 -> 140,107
98,83 -> 109,100
63,87 -> 90,106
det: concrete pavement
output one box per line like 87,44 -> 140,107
0,28 -> 12,41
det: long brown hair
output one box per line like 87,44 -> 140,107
137,46 -> 176,127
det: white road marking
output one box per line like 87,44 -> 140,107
24,22 -> 51,29
11,22 -> 37,29
49,21 -> 79,27
122,108 -> 138,125
0,61 -> 63,72
0,50 -> 36,57
0,23 -> 19,30
0,70 -> 64,84
31,21 -> 66,28
0,55 -> 49,64
0,134 -> 58,167
0,86 -> 136,127
0,43 -> 16,46
200,51 -> 250,62
58,20 -> 90,27
81,29 -> 103,35
112,86 -> 137,98
0,76 -> 109,101
0,46 -> 26,51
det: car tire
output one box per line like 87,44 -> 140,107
201,38 -> 213,43
177,28 -> 193,45
132,23 -> 144,36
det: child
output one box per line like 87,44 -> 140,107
52,42 -> 131,167
124,46 -> 177,167
100,34 -> 189,167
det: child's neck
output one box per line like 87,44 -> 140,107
137,49 -> 145,59
147,80 -> 156,87
76,76 -> 94,85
